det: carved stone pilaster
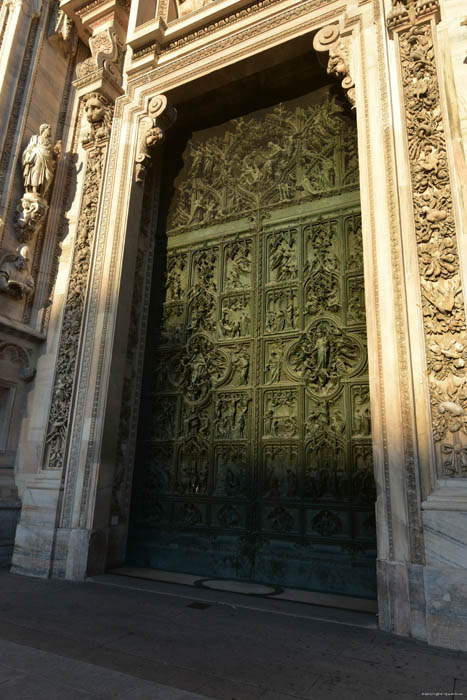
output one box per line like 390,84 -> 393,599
134,95 -> 177,183
389,2 -> 467,477
313,24 -> 355,108
42,92 -> 114,470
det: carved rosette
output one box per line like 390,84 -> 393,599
390,2 -> 467,477
313,24 -> 356,108
42,93 -> 114,470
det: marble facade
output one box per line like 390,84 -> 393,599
0,0 -> 466,651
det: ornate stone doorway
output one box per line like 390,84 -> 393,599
127,86 -> 376,598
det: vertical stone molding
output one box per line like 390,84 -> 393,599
388,1 -> 467,479
42,92 -> 114,471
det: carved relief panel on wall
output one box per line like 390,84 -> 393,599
131,90 -> 375,593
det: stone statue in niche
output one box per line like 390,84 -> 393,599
0,245 -> 34,299
16,124 -> 61,242
22,124 -> 57,196
175,0 -> 214,18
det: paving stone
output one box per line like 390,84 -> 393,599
0,675 -> 100,700
0,570 -> 466,700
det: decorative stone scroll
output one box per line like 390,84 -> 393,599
15,124 -> 61,243
313,24 -> 356,108
134,95 -> 177,183
42,92 -> 114,470
389,1 -> 467,477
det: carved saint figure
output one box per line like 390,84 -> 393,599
22,124 -> 56,196
0,245 -> 34,299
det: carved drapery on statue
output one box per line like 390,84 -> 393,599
390,2 -> 467,477
129,91 -> 376,596
42,93 -> 113,470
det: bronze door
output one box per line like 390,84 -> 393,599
128,88 -> 376,598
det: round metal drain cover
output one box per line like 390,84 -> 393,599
200,579 -> 276,595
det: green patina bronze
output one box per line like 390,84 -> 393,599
128,88 -> 376,598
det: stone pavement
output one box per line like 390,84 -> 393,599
0,570 -> 466,700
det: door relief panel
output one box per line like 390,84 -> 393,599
129,89 -> 376,597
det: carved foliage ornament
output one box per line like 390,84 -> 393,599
393,3 -> 467,476
43,93 -> 114,470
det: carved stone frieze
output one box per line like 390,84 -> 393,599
135,95 -> 177,183
42,93 -> 114,470
392,4 -> 467,476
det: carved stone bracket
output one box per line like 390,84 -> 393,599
313,24 -> 355,108
388,1 -> 467,477
135,95 -> 177,184
75,27 -> 125,95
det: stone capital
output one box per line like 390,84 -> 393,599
386,0 -> 440,34
64,0 -> 129,97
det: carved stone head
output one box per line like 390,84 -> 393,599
84,93 -> 107,124
39,123 -> 51,141
16,245 -> 30,269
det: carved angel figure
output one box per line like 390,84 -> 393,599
22,124 -> 56,196
0,245 -> 34,299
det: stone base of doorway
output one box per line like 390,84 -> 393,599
110,565 -> 378,614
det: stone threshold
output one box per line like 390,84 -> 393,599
110,565 -> 378,614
